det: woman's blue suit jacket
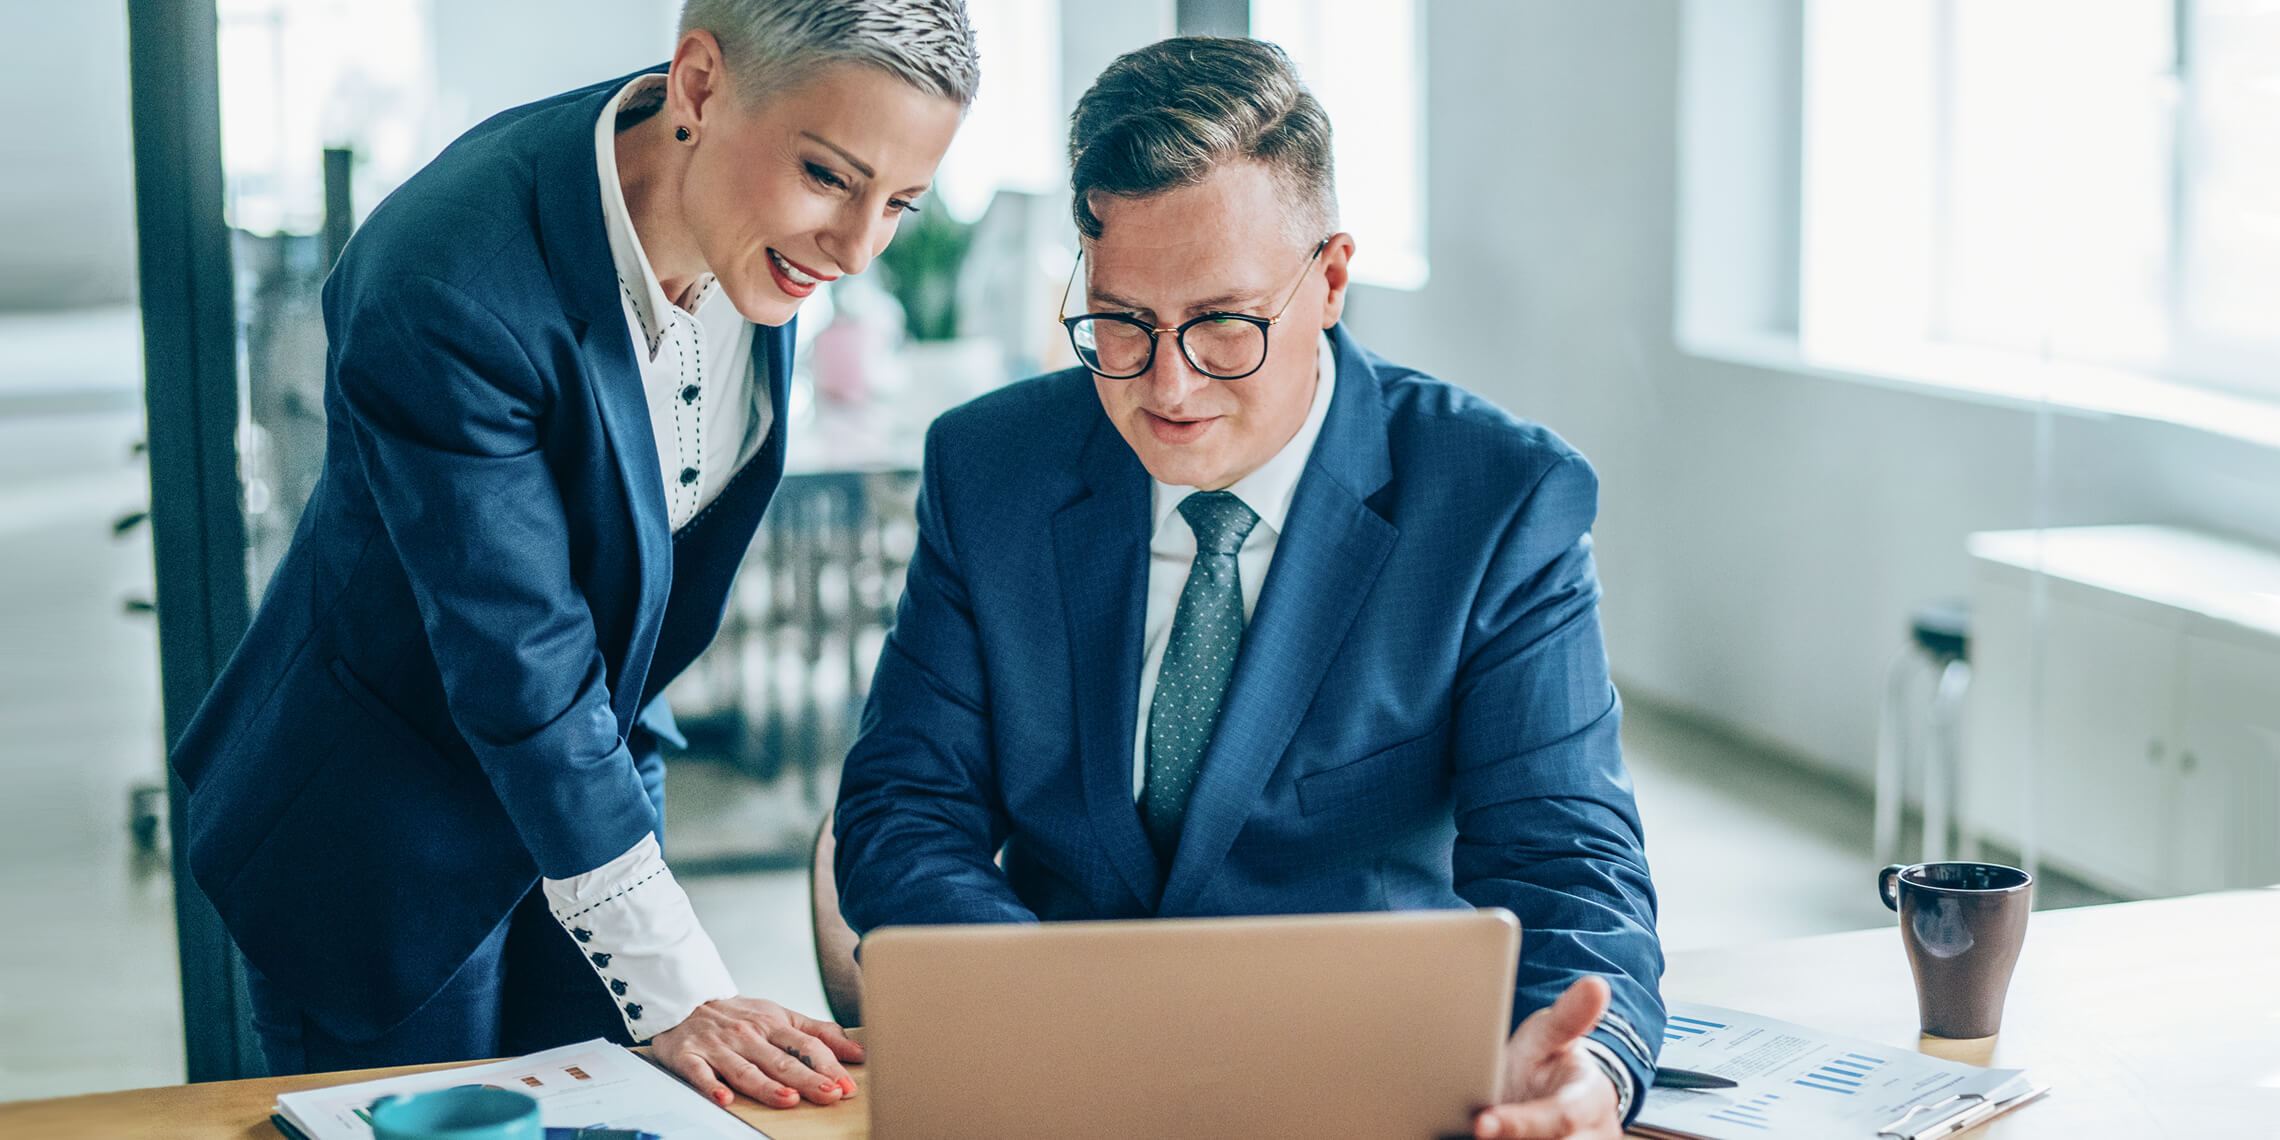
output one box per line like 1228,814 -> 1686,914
169,68 -> 791,1044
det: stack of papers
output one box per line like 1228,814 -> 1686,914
272,1040 -> 767,1140
1635,1003 -> 2046,1140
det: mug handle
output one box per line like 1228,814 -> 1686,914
1879,864 -> 1907,912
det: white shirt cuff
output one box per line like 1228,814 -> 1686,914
541,832 -> 738,1041
1580,1036 -> 1637,1122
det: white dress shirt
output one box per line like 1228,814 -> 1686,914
593,74 -> 771,533
534,74 -> 783,1043
1124,330 -> 1637,1119
1132,331 -> 1337,796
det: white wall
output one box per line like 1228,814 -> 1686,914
1345,0 -> 2280,785
0,2 -> 683,315
0,3 -> 139,311
428,1 -> 683,138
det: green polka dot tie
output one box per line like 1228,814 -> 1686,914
1142,491 -> 1262,864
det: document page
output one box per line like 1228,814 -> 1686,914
1634,1003 -> 2034,1139
274,1040 -> 767,1140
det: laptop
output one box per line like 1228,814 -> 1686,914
859,908 -> 1520,1139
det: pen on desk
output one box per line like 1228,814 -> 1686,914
1651,1067 -> 1739,1090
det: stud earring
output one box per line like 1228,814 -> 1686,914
675,126 -> 691,143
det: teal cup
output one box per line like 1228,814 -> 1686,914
367,1086 -> 542,1140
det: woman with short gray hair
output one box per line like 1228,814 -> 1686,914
169,0 -> 976,1107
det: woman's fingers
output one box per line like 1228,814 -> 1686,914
709,1043 -> 804,1108
759,1030 -> 853,1103
667,1049 -> 735,1108
800,1013 -> 867,1064
779,1023 -> 858,1082
654,1000 -> 863,1109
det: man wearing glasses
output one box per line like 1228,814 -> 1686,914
834,37 -> 1661,1140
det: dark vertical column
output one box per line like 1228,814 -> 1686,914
1175,0 -> 1249,38
323,146 -> 355,269
125,0 -> 264,1082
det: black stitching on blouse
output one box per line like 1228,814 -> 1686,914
554,866 -> 669,922
683,323 -> 704,527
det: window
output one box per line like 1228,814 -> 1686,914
2178,0 -> 2280,388
1801,0 -> 2280,401
216,0 -> 434,236
930,0 -> 1063,223
1251,0 -> 1428,290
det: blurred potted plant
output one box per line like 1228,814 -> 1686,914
877,208 -> 975,343
874,204 -> 1005,424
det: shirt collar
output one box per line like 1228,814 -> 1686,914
1149,330 -> 1338,542
594,74 -> 712,362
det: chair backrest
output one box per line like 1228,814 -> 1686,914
809,808 -> 865,1027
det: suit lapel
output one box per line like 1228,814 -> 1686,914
758,319 -> 792,463
537,72 -> 675,724
1159,325 -> 1398,915
1052,421 -> 1163,912
581,325 -> 672,724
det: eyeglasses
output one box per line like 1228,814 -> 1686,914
1056,236 -> 1332,381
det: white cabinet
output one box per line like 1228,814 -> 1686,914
1962,526 -> 2280,899
2174,630 -> 2280,892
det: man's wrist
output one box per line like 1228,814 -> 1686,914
1579,1037 -> 1635,1122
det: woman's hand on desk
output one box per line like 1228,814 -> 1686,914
651,997 -> 865,1109
1474,976 -> 1623,1140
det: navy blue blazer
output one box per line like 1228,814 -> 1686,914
170,69 -> 791,1042
834,325 -> 1665,1097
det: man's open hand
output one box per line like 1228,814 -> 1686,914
1474,975 -> 1624,1139
652,997 -> 864,1109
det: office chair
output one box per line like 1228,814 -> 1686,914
809,809 -> 865,1027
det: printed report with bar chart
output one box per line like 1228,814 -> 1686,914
1633,1003 -> 2045,1139
271,1041 -> 765,1140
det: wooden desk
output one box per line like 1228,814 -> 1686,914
7,888 -> 2274,1138
0,1054 -> 864,1140
1657,886 -> 2280,1137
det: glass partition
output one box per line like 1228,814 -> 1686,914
0,4 -> 182,1098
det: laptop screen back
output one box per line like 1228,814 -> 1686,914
860,909 -> 1521,1139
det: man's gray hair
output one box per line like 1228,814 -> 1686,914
1068,37 -> 1336,245
679,0 -> 980,107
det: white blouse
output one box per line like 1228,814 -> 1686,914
594,73 -> 773,532
533,73 -> 788,1043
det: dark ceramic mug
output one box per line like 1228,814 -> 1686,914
1878,861 -> 2033,1039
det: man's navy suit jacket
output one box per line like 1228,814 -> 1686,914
834,325 -> 1665,1093
169,69 -> 791,1043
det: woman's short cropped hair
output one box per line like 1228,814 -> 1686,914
679,0 -> 981,107
1067,36 -> 1336,244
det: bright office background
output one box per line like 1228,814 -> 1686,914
3,0 -> 2276,1103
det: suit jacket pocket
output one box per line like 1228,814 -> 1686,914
197,660 -> 465,896
1295,720 -> 1452,817
327,656 -> 475,782
214,660 -> 532,1039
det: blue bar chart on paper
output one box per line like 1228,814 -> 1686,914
1793,1052 -> 1884,1094
1705,1091 -> 1780,1133
1664,1012 -> 1727,1045
1633,1002 -> 2040,1140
